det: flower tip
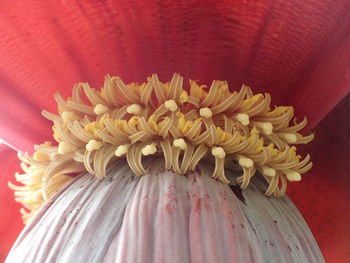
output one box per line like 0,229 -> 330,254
93,104 -> 109,115
180,90 -> 189,103
236,113 -> 250,125
173,138 -> 187,150
61,111 -> 78,123
164,99 -> 178,112
58,141 -> 76,154
115,144 -> 130,157
32,151 -> 48,162
17,151 -> 24,159
199,107 -> 213,119
286,171 -> 301,182
127,104 -> 142,115
86,140 -> 103,152
280,133 -> 297,143
33,190 -> 44,201
211,146 -> 226,159
142,143 -> 157,156
238,157 -> 253,168
262,165 -> 276,177
256,122 -> 273,135
29,170 -> 44,182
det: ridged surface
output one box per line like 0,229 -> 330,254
6,159 -> 323,263
238,179 -> 324,262
0,0 -> 350,151
6,161 -> 140,263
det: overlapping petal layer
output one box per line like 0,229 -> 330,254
6,160 -> 324,263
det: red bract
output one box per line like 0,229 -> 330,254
0,0 -> 349,262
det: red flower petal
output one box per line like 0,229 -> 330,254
0,1 -> 349,261
0,0 -> 349,150
288,94 -> 350,263
0,146 -> 23,262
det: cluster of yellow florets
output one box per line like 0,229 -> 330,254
47,73 -> 313,193
11,73 -> 314,223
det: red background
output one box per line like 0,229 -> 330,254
0,0 -> 349,262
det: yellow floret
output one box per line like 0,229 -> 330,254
262,106 -> 293,117
179,90 -> 189,103
52,126 -> 61,142
189,80 -> 207,100
148,115 -> 159,132
84,122 -> 98,135
240,94 -> 264,109
115,120 -> 129,133
216,127 -> 232,143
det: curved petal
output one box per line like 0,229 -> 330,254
288,93 -> 350,263
0,0 -> 349,150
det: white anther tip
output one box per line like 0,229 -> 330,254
286,171 -> 301,182
260,122 -> 273,135
164,99 -> 178,112
93,104 -> 109,115
262,165 -> 276,177
58,141 -> 76,154
238,157 -> 254,168
212,146 -> 226,159
61,111 -> 78,123
199,107 -> 213,119
142,143 -> 157,156
236,113 -> 250,125
115,144 -> 130,157
173,138 -> 187,150
86,140 -> 103,152
127,104 -> 142,115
